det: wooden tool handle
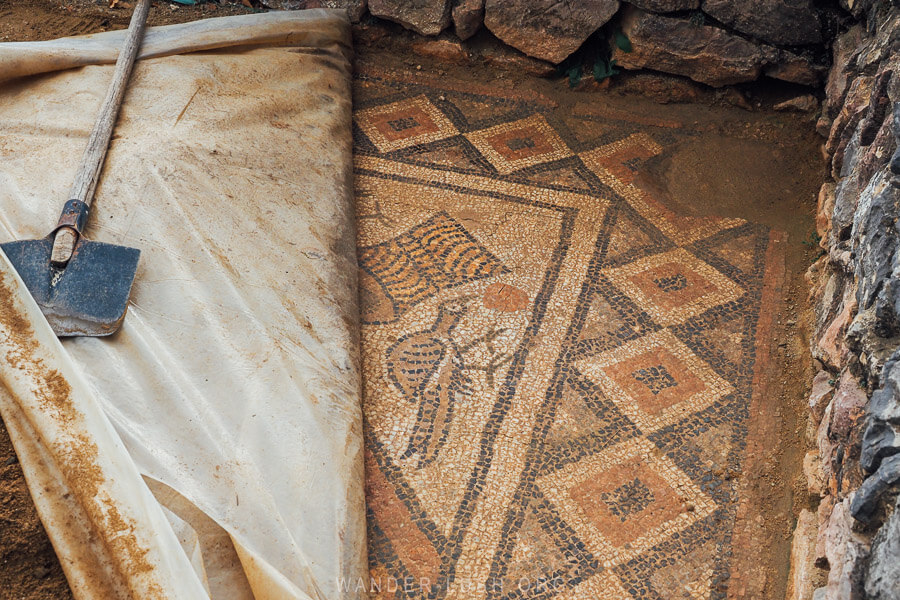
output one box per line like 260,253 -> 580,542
52,0 -> 151,266
69,0 -> 150,205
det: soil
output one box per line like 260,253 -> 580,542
0,3 -> 824,599
0,0 -> 252,43
0,427 -> 71,600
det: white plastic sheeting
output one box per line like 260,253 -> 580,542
0,10 -> 366,600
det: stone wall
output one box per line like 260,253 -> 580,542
792,2 -> 900,599
308,0 -> 838,89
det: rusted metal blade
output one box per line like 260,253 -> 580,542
1,235 -> 139,337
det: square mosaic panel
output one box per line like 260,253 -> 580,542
465,114 -> 573,174
356,95 -> 459,152
575,329 -> 735,434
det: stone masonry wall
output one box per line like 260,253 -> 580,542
296,0 -> 841,90
791,2 -> 900,599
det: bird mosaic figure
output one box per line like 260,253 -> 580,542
386,295 -> 474,468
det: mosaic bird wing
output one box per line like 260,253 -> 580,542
385,303 -> 468,401
385,330 -> 448,401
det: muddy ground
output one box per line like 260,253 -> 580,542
0,0 -> 252,42
0,2 -> 823,599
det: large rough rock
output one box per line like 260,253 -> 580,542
411,38 -> 469,62
322,0 -> 367,22
369,0 -> 451,36
887,103 -> 900,176
850,454 -> 900,522
865,496 -> 900,600
452,0 -> 484,40
861,351 -> 900,474
787,510 -> 826,600
818,500 -> 870,600
824,26 -> 865,122
850,131 -> 900,339
473,37 -> 557,77
483,0 -> 619,64
628,0 -> 698,11
765,50 -> 828,87
613,6 -> 772,87
701,0 -> 821,46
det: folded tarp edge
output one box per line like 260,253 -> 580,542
0,253 -> 209,600
0,8 -> 350,83
0,11 -> 364,597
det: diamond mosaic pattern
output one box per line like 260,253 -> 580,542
356,95 -> 459,152
464,114 -> 573,174
576,329 -> 735,433
604,248 -> 745,327
539,437 -> 716,569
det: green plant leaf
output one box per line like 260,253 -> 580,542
614,31 -> 632,53
592,58 -> 621,82
567,65 -> 582,88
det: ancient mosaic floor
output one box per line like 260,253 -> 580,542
354,66 -> 784,600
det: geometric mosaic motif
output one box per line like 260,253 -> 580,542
604,248 -> 744,327
538,437 -> 717,569
632,365 -> 678,395
602,477 -> 656,521
575,329 -> 735,433
355,95 -> 459,153
355,66 -> 784,600
465,114 -> 573,174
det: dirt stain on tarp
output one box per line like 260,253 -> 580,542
0,272 -> 163,599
